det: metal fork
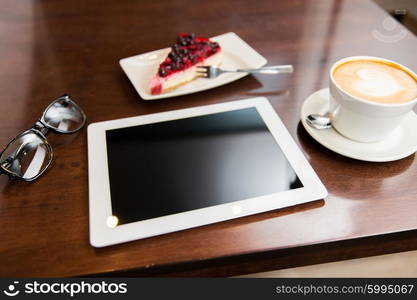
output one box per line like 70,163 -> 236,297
196,65 -> 293,78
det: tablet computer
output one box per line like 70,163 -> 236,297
87,97 -> 327,247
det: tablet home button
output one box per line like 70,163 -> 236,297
231,204 -> 243,215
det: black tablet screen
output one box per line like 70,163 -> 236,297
106,107 -> 302,225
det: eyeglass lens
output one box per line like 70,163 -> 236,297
0,132 -> 52,180
42,97 -> 85,132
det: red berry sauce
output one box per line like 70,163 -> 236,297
157,33 -> 221,78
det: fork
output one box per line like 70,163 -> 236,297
196,65 -> 293,78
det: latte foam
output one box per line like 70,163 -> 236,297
333,60 -> 417,104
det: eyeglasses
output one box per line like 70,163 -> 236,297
0,95 -> 86,182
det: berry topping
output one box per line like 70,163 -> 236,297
156,33 -> 221,77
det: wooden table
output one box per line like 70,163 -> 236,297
1,0 -> 417,277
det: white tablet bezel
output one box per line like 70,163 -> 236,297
87,97 -> 327,247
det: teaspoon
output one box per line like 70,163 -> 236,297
306,114 -> 332,130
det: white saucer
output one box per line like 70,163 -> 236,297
300,88 -> 417,162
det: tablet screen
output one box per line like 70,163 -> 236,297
106,107 -> 302,225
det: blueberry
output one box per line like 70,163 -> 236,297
210,43 -> 219,51
159,68 -> 167,77
176,36 -> 188,46
175,61 -> 183,69
170,61 -> 183,70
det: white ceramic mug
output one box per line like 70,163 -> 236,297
329,56 -> 417,143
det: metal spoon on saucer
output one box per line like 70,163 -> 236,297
306,114 -> 332,129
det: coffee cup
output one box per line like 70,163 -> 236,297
329,56 -> 417,142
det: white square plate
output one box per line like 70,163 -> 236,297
119,32 -> 267,100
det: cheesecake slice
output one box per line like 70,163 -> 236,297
150,33 -> 222,95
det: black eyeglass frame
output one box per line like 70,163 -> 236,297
0,94 -> 86,182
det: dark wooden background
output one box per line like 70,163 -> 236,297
1,0 -> 417,277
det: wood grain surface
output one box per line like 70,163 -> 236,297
1,0 -> 417,277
